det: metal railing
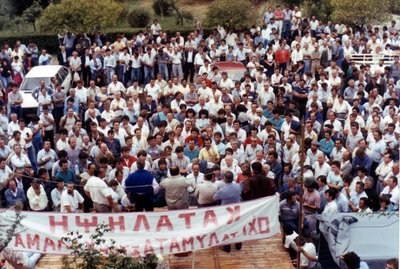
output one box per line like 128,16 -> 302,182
351,53 -> 400,66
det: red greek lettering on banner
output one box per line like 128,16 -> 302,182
108,216 -> 126,232
202,210 -> 219,228
226,205 -> 241,224
49,215 -> 69,233
178,212 -> 196,229
75,216 -> 98,233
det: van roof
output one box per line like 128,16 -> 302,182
25,65 -> 63,78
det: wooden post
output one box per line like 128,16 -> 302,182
296,118 -> 305,268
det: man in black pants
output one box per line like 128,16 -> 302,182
184,47 -> 196,83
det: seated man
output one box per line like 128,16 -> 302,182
5,180 -> 26,208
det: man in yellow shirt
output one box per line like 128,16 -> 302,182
199,137 -> 220,164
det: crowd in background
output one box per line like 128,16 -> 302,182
0,3 -> 399,268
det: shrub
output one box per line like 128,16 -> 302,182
205,0 -> 257,31
152,0 -> 173,16
127,9 -> 151,28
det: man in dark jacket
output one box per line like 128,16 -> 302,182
125,159 -> 159,212
242,162 -> 277,201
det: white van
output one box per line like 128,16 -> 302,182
19,65 -> 71,116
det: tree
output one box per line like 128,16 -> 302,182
205,0 -> 257,31
152,0 -> 173,17
330,0 -> 391,26
301,0 -> 332,22
61,223 -> 161,269
37,0 -> 123,33
169,0 -> 193,26
21,0 -> 43,31
127,9 -> 150,28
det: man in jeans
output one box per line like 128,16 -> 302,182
125,159 -> 159,212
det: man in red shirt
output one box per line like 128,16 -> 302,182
274,5 -> 284,38
184,127 -> 203,147
275,42 -> 291,73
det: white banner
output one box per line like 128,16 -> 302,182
3,194 -> 280,256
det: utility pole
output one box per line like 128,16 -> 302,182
296,118 -> 305,268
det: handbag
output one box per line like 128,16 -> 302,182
73,72 -> 80,82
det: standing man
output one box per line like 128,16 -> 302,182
159,166 -> 192,210
51,84 -> 66,133
213,171 -> 242,253
242,162 -> 277,200
84,165 -> 117,213
125,159 -> 159,212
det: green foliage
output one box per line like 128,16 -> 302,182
152,0 -> 173,16
127,9 -> 151,28
330,0 -> 392,26
168,0 -> 193,26
0,0 -> 15,31
390,1 -> 400,15
301,0 -> 333,22
175,10 -> 193,26
61,223 -> 160,269
0,208 -> 24,252
21,0 -> 43,31
205,0 -> 257,31
283,0 -> 301,5
36,0 -> 124,33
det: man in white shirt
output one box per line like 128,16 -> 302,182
37,141 -> 57,171
27,179 -> 48,211
313,153 -> 332,179
104,48 -> 116,83
107,74 -> 126,97
10,144 -> 31,170
349,181 -> 368,212
84,165 -> 116,212
7,113 -> 19,139
322,188 -> 338,216
380,176 -> 399,210
74,81 -> 88,106
142,47 -> 155,84
61,182 -> 84,213
144,78 -> 161,104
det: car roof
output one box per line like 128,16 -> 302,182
214,61 -> 246,70
25,65 -> 64,78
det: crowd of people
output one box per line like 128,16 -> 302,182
0,3 -> 399,268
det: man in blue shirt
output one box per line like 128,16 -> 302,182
293,79 -> 309,119
213,171 -> 242,253
319,130 -> 335,158
55,159 -> 78,185
5,180 -> 26,208
184,138 -> 200,161
125,159 -> 159,212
